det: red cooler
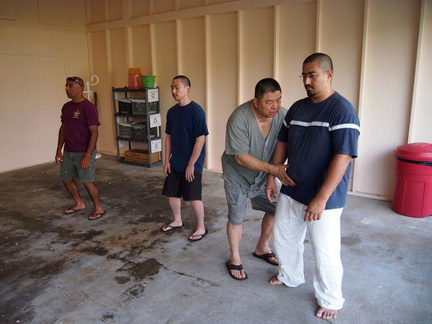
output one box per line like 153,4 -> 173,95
393,142 -> 432,217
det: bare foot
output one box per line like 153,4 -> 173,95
269,276 -> 284,285
316,307 -> 338,319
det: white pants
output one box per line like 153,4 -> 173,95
273,193 -> 345,310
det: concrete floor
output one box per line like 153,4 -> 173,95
0,155 -> 431,324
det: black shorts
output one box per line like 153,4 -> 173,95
162,170 -> 202,201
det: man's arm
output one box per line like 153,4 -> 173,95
163,134 -> 172,176
80,125 -> 99,169
185,135 -> 206,182
304,154 -> 353,222
265,141 -> 295,201
235,142 -> 294,186
55,125 -> 65,164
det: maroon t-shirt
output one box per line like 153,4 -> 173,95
61,99 -> 101,153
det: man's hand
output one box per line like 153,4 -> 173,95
80,155 -> 91,169
55,152 -> 63,164
304,196 -> 327,222
270,164 -> 296,187
163,162 -> 171,177
265,178 -> 278,203
185,164 -> 195,182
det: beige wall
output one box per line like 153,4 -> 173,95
1,0 -> 431,200
354,0 -> 432,199
0,0 -> 89,172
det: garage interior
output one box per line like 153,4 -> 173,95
1,0 -> 431,323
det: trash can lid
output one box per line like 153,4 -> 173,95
394,142 -> 432,161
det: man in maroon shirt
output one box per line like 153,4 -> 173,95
55,76 -> 105,220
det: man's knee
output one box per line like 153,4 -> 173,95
228,218 -> 243,226
82,181 -> 96,189
62,179 -> 75,185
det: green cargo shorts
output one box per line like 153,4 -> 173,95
60,151 -> 96,182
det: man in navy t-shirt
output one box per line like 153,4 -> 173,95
266,53 -> 360,320
161,75 -> 209,242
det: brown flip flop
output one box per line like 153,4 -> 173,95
226,260 -> 248,280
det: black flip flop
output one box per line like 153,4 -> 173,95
226,260 -> 248,280
88,210 -> 106,220
188,229 -> 208,242
253,252 -> 279,266
64,207 -> 85,215
161,224 -> 183,233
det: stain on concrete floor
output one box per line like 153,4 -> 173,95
0,156 -> 225,323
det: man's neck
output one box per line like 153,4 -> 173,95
178,98 -> 191,107
72,95 -> 86,103
310,89 -> 335,104
251,102 -> 272,123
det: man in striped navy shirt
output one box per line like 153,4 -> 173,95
266,53 -> 360,320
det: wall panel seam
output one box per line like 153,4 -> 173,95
237,10 -> 243,106
150,24 -> 156,75
273,5 -> 280,80
408,0 -> 426,143
352,0 -> 370,194
204,15 -> 212,168
176,19 -> 182,74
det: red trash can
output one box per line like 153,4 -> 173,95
393,142 -> 432,218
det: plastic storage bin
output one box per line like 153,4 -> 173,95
393,142 -> 432,218
118,99 -> 132,114
132,123 -> 147,141
131,99 -> 146,115
118,121 -> 139,139
132,123 -> 157,141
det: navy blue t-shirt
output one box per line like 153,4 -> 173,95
278,92 -> 360,209
165,101 -> 209,173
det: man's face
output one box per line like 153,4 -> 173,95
253,90 -> 282,119
170,79 -> 189,102
65,81 -> 83,100
301,61 -> 331,99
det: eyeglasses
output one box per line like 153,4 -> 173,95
299,71 -> 328,81
66,76 -> 84,87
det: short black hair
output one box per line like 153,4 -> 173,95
254,78 -> 282,100
173,75 -> 191,87
303,53 -> 333,72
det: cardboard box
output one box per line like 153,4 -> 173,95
124,149 -> 160,164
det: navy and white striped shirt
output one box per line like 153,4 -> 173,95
278,92 -> 360,209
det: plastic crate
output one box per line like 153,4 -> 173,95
148,102 -> 158,114
131,99 -> 146,115
132,123 -> 147,141
118,99 -> 132,114
118,121 -> 138,138
132,123 -> 157,141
